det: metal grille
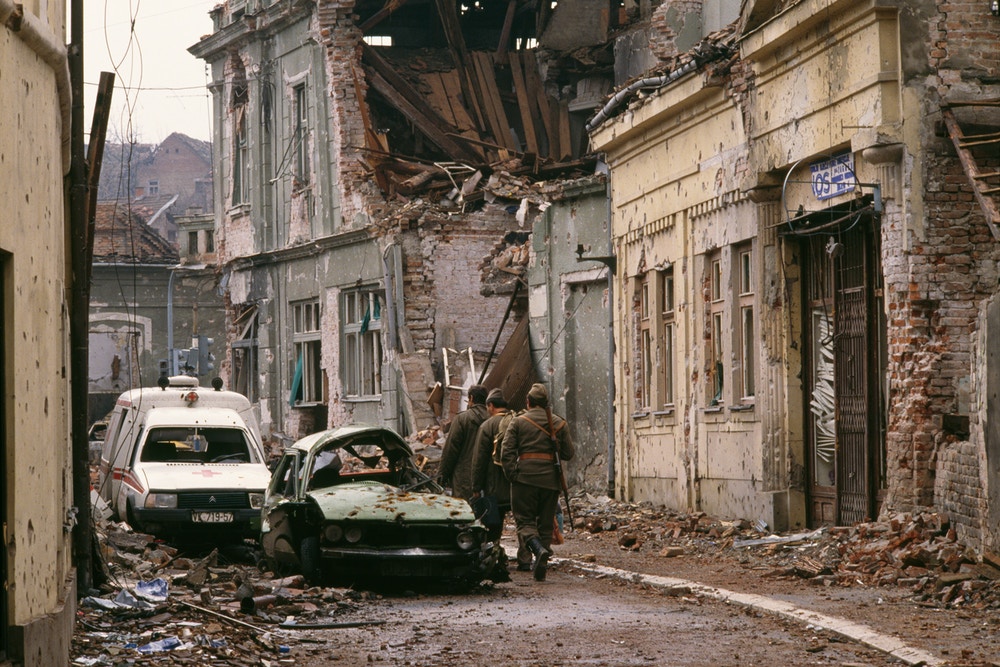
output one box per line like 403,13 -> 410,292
177,492 -> 250,510
835,238 -> 870,524
325,522 -> 471,549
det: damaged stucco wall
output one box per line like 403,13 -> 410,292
592,0 -> 1000,543
0,1 -> 76,663
527,177 -> 612,495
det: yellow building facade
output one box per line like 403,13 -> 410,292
592,0 -> 1000,538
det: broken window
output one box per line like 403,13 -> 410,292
737,244 -> 755,402
342,289 -> 382,399
188,231 -> 199,256
658,267 -> 674,407
205,230 -> 215,253
292,299 -> 324,405
233,107 -> 249,205
708,253 -> 724,406
232,306 -> 258,403
293,83 -> 309,184
634,274 -> 652,411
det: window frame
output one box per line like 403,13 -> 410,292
233,109 -> 249,205
342,289 -> 383,399
293,83 -> 310,184
708,252 -> 725,406
736,244 -> 756,403
292,299 -> 324,405
658,267 -> 675,408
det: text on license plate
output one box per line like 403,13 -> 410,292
192,511 -> 234,523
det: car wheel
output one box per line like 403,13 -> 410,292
125,500 -> 140,530
299,536 -> 322,584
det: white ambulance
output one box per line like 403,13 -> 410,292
96,375 -> 272,542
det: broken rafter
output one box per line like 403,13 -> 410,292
942,108 -> 1000,237
508,51 -> 539,154
358,0 -> 412,32
434,0 -> 491,143
362,44 -> 483,164
494,0 -> 517,64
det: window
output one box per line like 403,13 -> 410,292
634,276 -> 653,411
188,231 -> 199,255
233,108 -> 249,204
659,267 -> 674,407
232,306 -> 258,402
708,253 -> 724,405
148,180 -> 159,195
292,300 -> 323,405
363,35 -> 393,46
205,230 -> 215,253
293,83 -> 309,183
737,245 -> 755,401
342,289 -> 382,398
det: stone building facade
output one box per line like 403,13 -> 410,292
590,0 -> 1000,548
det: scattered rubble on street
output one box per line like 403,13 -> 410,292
567,494 -> 1000,610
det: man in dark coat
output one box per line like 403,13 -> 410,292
471,388 -> 513,543
501,382 -> 574,581
439,384 -> 489,499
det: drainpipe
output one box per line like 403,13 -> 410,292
67,0 -> 94,593
602,164 -> 616,499
585,60 -> 700,134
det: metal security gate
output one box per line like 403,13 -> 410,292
803,212 -> 886,526
1,258 -> 6,658
834,230 -> 872,524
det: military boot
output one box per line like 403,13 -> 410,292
527,536 -> 552,582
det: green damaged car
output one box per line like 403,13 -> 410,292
260,425 -> 505,586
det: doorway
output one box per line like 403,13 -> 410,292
802,212 -> 887,526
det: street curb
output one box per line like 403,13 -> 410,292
553,558 -> 942,667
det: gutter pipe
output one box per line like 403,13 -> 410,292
585,59 -> 701,134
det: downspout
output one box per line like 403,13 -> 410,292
601,163 -> 616,499
67,0 -> 94,592
0,0 -> 73,174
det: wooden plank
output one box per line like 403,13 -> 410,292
472,51 -> 515,150
943,108 -> 1000,234
507,51 -> 538,153
557,97 -> 572,160
494,0 -> 517,63
365,66 -> 481,163
359,0 -> 412,32
362,44 -> 481,162
522,50 -> 554,158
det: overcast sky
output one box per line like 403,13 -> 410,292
83,1 -> 219,146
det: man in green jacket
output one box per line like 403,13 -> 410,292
501,383 -> 574,581
439,384 -> 489,499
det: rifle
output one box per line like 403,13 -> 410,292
544,405 -> 574,531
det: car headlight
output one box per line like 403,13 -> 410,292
144,493 -> 177,509
344,526 -> 363,543
323,524 -> 344,543
248,492 -> 265,509
456,530 -> 478,551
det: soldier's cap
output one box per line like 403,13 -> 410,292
527,383 -> 548,403
486,388 -> 505,405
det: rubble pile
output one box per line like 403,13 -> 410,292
568,495 -> 1000,610
72,528 -> 378,666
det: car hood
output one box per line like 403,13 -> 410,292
138,463 -> 272,491
308,481 -> 477,523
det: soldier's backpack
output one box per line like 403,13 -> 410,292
491,411 -> 515,466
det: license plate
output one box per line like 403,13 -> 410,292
191,511 -> 234,523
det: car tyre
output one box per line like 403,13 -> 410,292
299,536 -> 322,584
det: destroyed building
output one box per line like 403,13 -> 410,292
589,0 -> 1000,551
188,0 -> 626,490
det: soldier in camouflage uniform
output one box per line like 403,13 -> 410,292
501,383 -> 574,581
